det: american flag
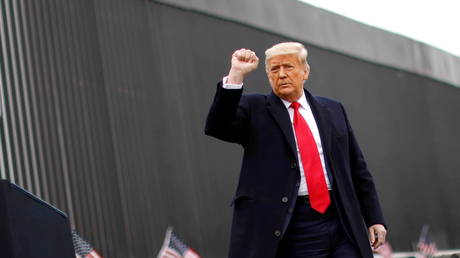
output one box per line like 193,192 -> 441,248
72,230 -> 103,258
157,227 -> 200,258
417,225 -> 438,257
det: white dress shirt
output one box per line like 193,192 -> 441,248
280,94 -> 331,196
222,77 -> 331,196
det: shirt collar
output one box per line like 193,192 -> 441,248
280,90 -> 308,110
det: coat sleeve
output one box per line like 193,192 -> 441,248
340,103 -> 387,228
204,81 -> 250,145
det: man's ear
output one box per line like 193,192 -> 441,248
303,64 -> 310,80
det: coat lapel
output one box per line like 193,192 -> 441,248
266,89 -> 336,162
266,92 -> 297,158
303,89 -> 334,160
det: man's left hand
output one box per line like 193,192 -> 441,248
368,224 -> 387,250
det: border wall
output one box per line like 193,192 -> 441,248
1,0 -> 459,256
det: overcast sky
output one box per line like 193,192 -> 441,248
299,0 -> 460,58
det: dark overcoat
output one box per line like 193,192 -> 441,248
205,82 -> 386,258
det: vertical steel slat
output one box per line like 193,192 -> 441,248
73,0 -> 105,249
22,0 -> 50,201
3,0 -> 22,185
10,0 -> 34,192
31,0 -> 59,206
0,0 -> 8,180
47,0 -> 75,224
69,0 -> 102,247
0,0 -> 15,182
94,0 -> 134,254
57,0 -> 82,231
16,0 -> 41,196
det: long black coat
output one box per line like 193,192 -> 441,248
205,82 -> 386,258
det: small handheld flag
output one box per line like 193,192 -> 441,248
72,230 -> 103,258
157,227 -> 200,258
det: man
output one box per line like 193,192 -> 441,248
205,42 -> 386,258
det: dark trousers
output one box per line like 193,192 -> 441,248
276,194 -> 361,258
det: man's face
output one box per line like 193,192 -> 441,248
266,54 -> 309,102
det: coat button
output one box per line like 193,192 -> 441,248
274,230 -> 281,237
281,197 -> 288,203
290,162 -> 297,169
288,208 -> 294,213
295,182 -> 300,187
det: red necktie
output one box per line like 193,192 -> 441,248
291,101 -> 330,213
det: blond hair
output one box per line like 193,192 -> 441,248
265,42 -> 308,69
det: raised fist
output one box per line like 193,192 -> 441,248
227,48 -> 259,84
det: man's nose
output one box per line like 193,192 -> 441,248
279,68 -> 287,78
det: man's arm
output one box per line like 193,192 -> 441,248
340,104 -> 387,250
204,49 -> 259,144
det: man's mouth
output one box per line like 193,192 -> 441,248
279,82 -> 290,87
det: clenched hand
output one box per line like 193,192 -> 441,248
369,224 -> 387,250
227,48 -> 259,84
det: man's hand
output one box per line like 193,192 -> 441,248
369,224 -> 387,250
227,48 -> 259,84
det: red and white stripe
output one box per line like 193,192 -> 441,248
158,248 -> 182,258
